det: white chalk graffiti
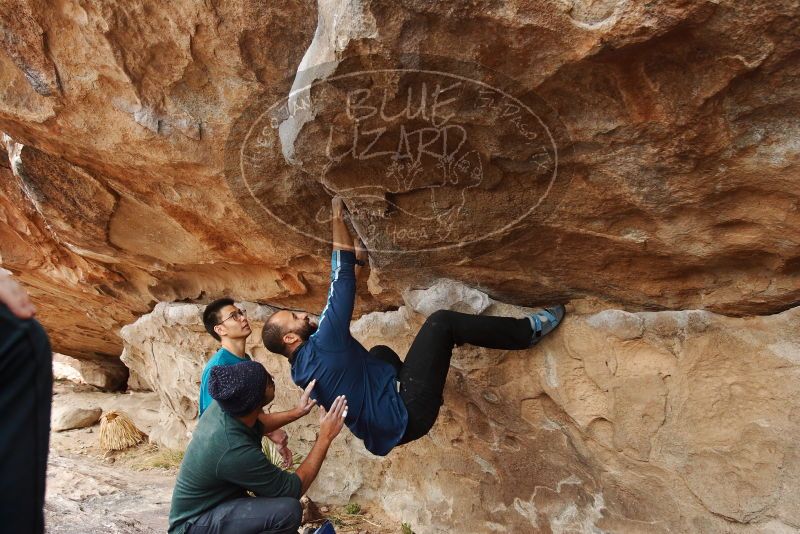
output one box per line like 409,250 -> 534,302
232,61 -> 564,254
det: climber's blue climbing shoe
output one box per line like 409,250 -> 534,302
528,304 -> 566,346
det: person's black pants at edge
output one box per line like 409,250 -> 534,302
0,304 -> 53,534
370,309 -> 533,445
185,496 -> 302,534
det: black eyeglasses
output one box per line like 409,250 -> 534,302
216,308 -> 247,326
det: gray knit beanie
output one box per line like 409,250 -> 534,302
208,361 -> 270,416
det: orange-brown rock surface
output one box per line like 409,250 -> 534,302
1,0 -> 798,358
1,1 -> 799,532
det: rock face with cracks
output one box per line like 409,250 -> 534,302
1,0 -> 799,532
121,283 -> 800,533
0,0 -> 798,358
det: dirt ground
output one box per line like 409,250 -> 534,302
45,381 -> 398,534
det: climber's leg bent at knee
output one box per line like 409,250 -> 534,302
397,309 -> 562,445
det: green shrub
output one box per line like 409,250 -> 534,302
344,502 -> 361,515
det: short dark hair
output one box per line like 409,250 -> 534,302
261,313 -> 288,356
203,298 -> 235,342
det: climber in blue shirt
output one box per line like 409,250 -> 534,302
261,196 -> 566,456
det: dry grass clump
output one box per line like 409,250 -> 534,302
146,448 -> 184,469
129,444 -> 185,471
99,410 -> 145,451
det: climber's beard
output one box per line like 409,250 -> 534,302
293,320 -> 318,341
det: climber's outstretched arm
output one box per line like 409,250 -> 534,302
331,196 -> 368,279
331,196 -> 354,252
310,197 -> 359,347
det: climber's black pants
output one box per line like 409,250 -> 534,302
0,304 -> 52,534
369,310 -> 533,445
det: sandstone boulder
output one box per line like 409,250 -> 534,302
120,285 -> 800,533
52,406 -> 103,432
52,353 -> 84,384
76,359 -> 129,392
53,353 -> 129,391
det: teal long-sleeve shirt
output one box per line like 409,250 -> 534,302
198,348 -> 250,417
